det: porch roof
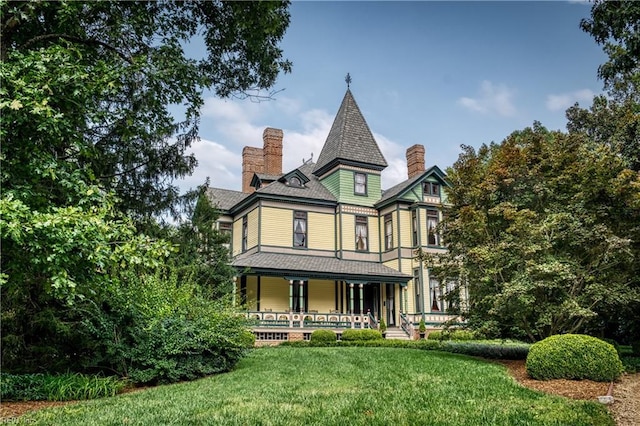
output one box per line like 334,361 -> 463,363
232,252 -> 411,284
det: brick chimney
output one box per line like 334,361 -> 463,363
263,127 -> 283,176
406,144 -> 425,179
242,146 -> 264,193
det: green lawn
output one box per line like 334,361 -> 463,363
17,347 -> 612,426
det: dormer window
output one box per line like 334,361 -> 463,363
289,176 -> 302,187
424,182 -> 440,197
354,172 -> 367,195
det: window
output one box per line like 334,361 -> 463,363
414,269 -> 422,313
242,216 -> 248,252
293,211 -> 307,248
427,209 -> 439,246
430,277 -> 442,312
424,181 -> 440,197
219,222 -> 232,248
355,216 -> 368,251
289,176 -> 302,187
384,213 -> 393,250
354,172 -> 367,195
412,210 -> 418,246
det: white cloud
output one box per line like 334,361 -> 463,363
545,89 -> 595,111
375,132 -> 408,190
458,80 -> 517,117
181,138 -> 242,191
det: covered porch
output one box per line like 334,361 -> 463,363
232,252 -> 412,341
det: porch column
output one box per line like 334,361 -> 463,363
299,280 -> 305,312
358,284 -> 364,315
349,283 -> 354,314
404,287 -> 408,315
289,280 -> 294,311
232,276 -> 237,306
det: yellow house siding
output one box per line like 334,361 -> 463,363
232,218 -> 243,256
369,217 -> 380,254
247,209 -> 259,250
261,207 -> 292,247
342,214 -> 356,251
308,280 -> 335,312
260,276 -> 289,312
398,209 -> 412,248
308,212 -> 335,251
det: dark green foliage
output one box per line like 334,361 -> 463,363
526,334 -> 623,382
310,330 -> 337,343
621,356 -> 640,373
440,342 -> 530,360
632,340 -> 640,355
340,329 -> 383,341
428,331 -> 444,340
418,319 -> 426,333
0,373 -> 126,401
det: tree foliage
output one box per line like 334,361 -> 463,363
421,124 -> 640,342
1,0 -> 292,219
580,0 -> 640,100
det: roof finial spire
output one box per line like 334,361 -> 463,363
345,73 -> 352,89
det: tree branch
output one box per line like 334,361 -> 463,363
20,33 -> 133,64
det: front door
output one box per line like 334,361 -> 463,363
362,283 -> 380,317
385,284 -> 396,326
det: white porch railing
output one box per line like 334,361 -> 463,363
246,311 -> 373,329
404,312 -> 465,326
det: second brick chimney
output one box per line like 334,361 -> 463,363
406,144 -> 425,179
263,127 -> 283,176
241,127 -> 284,193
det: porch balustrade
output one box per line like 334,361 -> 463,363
404,312 -> 465,326
246,310 -> 373,329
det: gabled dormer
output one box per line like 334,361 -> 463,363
278,168 -> 311,188
313,89 -> 387,206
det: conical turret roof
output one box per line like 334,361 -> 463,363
312,89 -> 388,177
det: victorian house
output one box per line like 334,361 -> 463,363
207,88 -> 461,343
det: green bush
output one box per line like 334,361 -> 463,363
0,373 -> 126,401
632,340 -> 640,356
311,330 -> 337,343
526,334 -> 623,382
340,329 -> 383,341
622,356 -> 640,374
418,319 -> 426,333
428,330 -> 444,340
600,338 -> 621,354
449,330 -> 475,341
441,341 -> 529,360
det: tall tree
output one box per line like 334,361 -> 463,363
1,0 -> 292,220
421,124 -> 640,342
580,0 -> 640,101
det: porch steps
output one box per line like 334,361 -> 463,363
384,327 -> 411,340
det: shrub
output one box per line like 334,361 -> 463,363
341,329 -> 383,341
622,356 -> 640,374
600,338 -> 620,354
379,319 -> 387,334
311,330 -> 337,343
525,334 -> 623,382
428,330 -> 443,340
632,340 -> 640,356
442,341 -> 530,360
0,373 -> 126,401
449,330 -> 475,341
418,319 -> 426,333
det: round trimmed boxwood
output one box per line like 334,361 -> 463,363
310,329 -> 337,343
341,329 -> 382,341
525,334 -> 623,382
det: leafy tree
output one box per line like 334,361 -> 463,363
1,0 -> 292,220
580,0 -> 640,100
421,124 -> 640,342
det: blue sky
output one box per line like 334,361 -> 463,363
177,1 -> 606,194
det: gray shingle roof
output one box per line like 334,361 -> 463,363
256,162 -> 337,202
232,252 -> 411,284
206,187 -> 249,212
313,89 -> 388,176
376,166 -> 448,207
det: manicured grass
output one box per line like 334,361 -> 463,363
16,347 -> 613,426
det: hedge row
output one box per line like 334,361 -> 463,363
280,338 -> 530,359
1,373 -> 126,402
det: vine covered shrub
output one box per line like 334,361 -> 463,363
341,329 -> 382,341
311,330 -> 337,343
526,334 -> 623,382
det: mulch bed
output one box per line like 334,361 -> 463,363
2,360 -> 638,425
